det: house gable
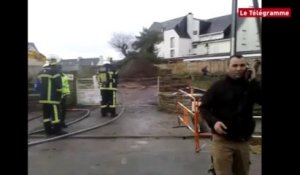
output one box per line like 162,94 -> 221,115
149,16 -> 190,39
28,42 -> 39,52
150,13 -> 258,59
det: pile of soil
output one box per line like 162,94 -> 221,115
118,57 -> 158,80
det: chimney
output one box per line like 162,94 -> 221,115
187,12 -> 194,38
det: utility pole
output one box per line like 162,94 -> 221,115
230,0 -> 238,56
253,0 -> 262,49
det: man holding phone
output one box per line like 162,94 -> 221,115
199,55 -> 261,175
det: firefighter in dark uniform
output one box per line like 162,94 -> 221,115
96,57 -> 118,117
37,58 -> 67,135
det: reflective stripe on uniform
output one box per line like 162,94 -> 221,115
39,100 -> 60,104
47,79 -> 51,101
52,105 -> 60,123
109,105 -> 116,108
43,119 -> 51,123
109,72 -> 113,88
100,88 -> 117,91
38,74 -> 60,79
38,74 -> 53,79
62,93 -> 70,98
53,74 -> 61,78
113,91 -> 116,106
100,105 -> 107,108
52,120 -> 60,124
108,72 -> 113,78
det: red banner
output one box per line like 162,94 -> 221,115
238,8 -> 291,18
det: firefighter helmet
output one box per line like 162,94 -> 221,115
47,54 -> 61,65
42,60 -> 50,68
103,57 -> 112,65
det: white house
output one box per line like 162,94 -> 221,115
149,13 -> 261,60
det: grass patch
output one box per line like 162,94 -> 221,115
250,145 -> 261,155
192,79 -> 216,90
191,75 -> 223,90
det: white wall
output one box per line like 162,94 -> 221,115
28,66 -> 43,81
28,59 -> 44,80
209,40 -> 230,54
236,18 -> 261,52
199,32 -> 224,42
193,39 -> 230,55
28,58 -> 44,66
155,30 -> 191,58
178,38 -> 192,57
76,78 -> 101,105
163,30 -> 180,58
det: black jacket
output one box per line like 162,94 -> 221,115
199,75 -> 261,141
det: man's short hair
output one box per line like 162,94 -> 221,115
227,54 -> 244,65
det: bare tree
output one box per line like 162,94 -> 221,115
109,33 -> 135,57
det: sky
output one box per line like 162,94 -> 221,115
28,0 -> 261,60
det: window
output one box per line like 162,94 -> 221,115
170,50 -> 175,57
170,37 -> 175,48
192,45 -> 197,49
193,31 -> 197,35
242,43 -> 247,46
242,31 -> 246,40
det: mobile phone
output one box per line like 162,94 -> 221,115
244,68 -> 253,80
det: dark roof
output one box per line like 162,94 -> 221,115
160,16 -> 185,30
174,17 -> 190,38
60,57 -> 100,66
60,59 -> 78,66
149,16 -> 190,39
205,15 -> 232,34
199,20 -> 211,34
200,14 -> 245,38
150,14 -> 246,40
78,58 -> 99,66
28,42 -> 39,52
149,22 -> 163,32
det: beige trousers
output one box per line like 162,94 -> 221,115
212,134 -> 250,175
